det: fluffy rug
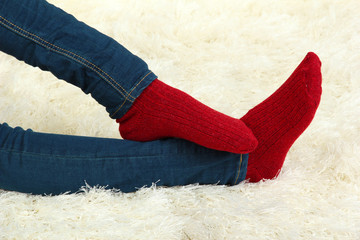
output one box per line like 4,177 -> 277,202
1,0 -> 360,239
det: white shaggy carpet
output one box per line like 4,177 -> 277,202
1,0 -> 360,239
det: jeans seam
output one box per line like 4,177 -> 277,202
233,154 -> 243,185
0,15 -> 136,103
0,148 -> 160,160
110,71 -> 152,118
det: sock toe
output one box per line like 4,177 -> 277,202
244,130 -> 258,152
303,52 -> 322,106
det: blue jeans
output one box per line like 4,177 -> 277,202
0,0 -> 248,194
0,123 -> 247,195
0,0 -> 156,119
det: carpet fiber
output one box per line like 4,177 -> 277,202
1,0 -> 359,239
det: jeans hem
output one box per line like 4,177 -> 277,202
233,154 -> 248,185
109,71 -> 157,119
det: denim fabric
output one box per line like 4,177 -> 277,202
0,0 -> 157,119
0,0 -> 249,195
0,123 -> 248,195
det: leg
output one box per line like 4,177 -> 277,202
0,123 -> 247,195
0,0 -> 257,154
0,0 -> 156,119
0,53 -> 322,193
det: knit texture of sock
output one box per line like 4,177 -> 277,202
117,79 -> 258,154
241,52 -> 322,182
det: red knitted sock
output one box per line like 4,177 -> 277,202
241,52 -> 322,182
117,80 -> 258,154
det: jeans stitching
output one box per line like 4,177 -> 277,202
0,148 -> 160,160
110,71 -> 152,118
234,154 -> 243,185
0,15 -> 136,102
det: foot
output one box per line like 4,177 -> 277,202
117,79 -> 258,154
241,52 -> 322,182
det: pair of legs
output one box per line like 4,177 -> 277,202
0,0 -> 322,194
